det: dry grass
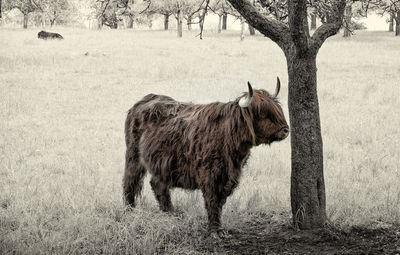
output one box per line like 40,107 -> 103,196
0,27 -> 399,254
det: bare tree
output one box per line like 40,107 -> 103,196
117,0 -> 152,29
41,0 -> 74,27
385,1 -> 400,35
227,0 -> 347,230
389,12 -> 394,31
183,0 -> 208,31
3,0 -> 43,28
373,0 -> 400,35
222,13 -> 227,29
209,0 -> 231,32
150,0 -> 183,34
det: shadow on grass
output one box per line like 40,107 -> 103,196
189,212 -> 400,255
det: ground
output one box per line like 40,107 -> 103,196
0,28 -> 399,254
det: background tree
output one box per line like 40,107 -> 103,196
149,0 -> 175,30
3,0 -> 43,28
93,0 -> 120,29
388,12 -> 394,31
150,0 -> 205,37
309,1 -> 368,37
117,0 -> 152,29
182,0 -> 207,31
378,0 -> 400,35
209,0 -> 231,32
227,0 -> 348,230
41,0 -> 75,27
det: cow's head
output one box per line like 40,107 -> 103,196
239,77 -> 289,145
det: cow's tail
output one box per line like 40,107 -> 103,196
123,112 -> 147,207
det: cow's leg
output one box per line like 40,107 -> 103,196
150,177 -> 173,212
123,128 -> 146,207
123,161 -> 146,207
202,188 -> 228,233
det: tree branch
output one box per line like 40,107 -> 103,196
227,0 -> 290,48
288,0 -> 310,56
310,0 -> 346,54
197,0 -> 210,40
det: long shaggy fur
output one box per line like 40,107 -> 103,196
123,88 -> 288,230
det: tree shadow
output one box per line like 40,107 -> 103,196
195,213 -> 400,255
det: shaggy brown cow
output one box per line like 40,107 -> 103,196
123,79 -> 289,233
38,30 -> 63,40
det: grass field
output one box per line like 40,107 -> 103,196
0,27 -> 399,254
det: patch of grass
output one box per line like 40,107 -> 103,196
0,28 -> 399,254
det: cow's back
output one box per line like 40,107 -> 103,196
125,94 -> 187,142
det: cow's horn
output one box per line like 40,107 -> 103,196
272,77 -> 281,98
239,82 -> 253,108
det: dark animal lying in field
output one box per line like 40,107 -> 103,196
37,30 -> 63,40
123,79 -> 289,233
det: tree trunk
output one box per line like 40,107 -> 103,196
248,24 -> 255,35
177,10 -> 183,38
343,4 -> 352,37
396,12 -> 400,36
226,0 -> 347,231
310,14 -> 317,30
50,19 -> 55,27
222,13 -> 227,30
187,16 -> 192,30
164,14 -> 169,30
218,14 -> 222,33
198,12 -> 203,30
23,13 -> 29,29
97,16 -> 103,30
127,15 -> 134,29
41,14 -> 45,28
389,13 -> 394,32
286,53 -> 326,230
240,18 -> 245,41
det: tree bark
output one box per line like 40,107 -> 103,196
23,13 -> 28,29
389,13 -> 394,32
286,52 -> 326,229
343,4 -> 352,37
395,12 -> 400,36
310,14 -> 317,30
164,14 -> 169,30
222,13 -> 227,30
248,24 -> 255,35
218,14 -> 222,33
177,10 -> 183,38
